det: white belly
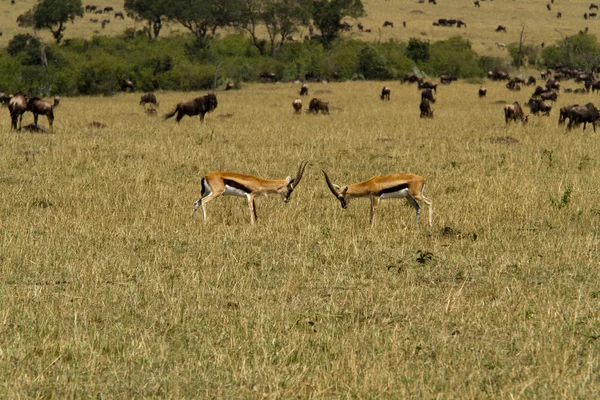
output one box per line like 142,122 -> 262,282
224,185 -> 249,197
380,188 -> 410,200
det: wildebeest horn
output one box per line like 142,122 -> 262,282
322,169 -> 342,199
290,160 -> 308,188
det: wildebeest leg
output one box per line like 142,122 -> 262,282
176,110 -> 184,123
407,195 -> 421,226
48,111 -> 54,131
18,113 -> 23,131
33,113 -> 39,127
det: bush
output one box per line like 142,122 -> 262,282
542,32 -> 600,69
406,38 -> 430,64
507,43 -> 540,68
423,36 -> 483,78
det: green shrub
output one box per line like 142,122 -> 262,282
542,32 -> 600,69
424,36 -> 483,78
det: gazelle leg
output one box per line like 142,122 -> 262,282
191,189 -> 222,223
407,196 -> 421,226
247,195 -> 257,224
369,196 -> 380,228
413,189 -> 433,227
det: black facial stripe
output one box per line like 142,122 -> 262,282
224,179 -> 252,193
378,183 -> 409,196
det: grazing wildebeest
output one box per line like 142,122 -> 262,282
496,25 -> 507,32
429,0 -> 437,4
527,76 -> 537,86
457,19 -> 467,28
95,10 -> 103,14
504,102 -> 528,124
567,103 -> 600,131
478,86 -> 487,98
163,93 -> 218,123
506,79 -> 521,91
532,85 -> 549,97
419,99 -> 434,118
564,88 -> 573,93
557,12 -> 562,18
559,104 -> 578,125
383,21 -> 394,27
308,98 -> 329,114
403,21 -> 407,27
547,3 -> 551,11
120,79 -> 134,92
293,99 -> 302,113
440,74 -> 457,84
340,21 -> 353,31
402,74 -> 422,84
574,88 -> 588,94
104,6 -> 113,13
27,96 -> 60,131
421,89 -> 436,103
114,12 -> 125,19
101,19 -> 110,28
590,12 -> 598,18
9,93 -> 28,131
357,23 -> 364,31
381,86 -> 391,101
260,72 -> 276,81
591,3 -> 599,10
474,0 -> 480,7
90,18 -> 98,23
488,71 -> 510,81
225,82 -> 234,91
540,91 -> 558,101
526,99 -> 552,116
585,13 -> 589,19
590,80 -> 600,93
299,84 -> 309,96
140,93 -> 158,106
0,92 -> 12,106
85,5 -> 97,12
365,29 -> 372,32
418,80 -> 437,93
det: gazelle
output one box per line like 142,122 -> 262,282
192,161 -> 308,224
322,170 -> 432,228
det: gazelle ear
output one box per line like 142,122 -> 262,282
333,184 -> 341,191
285,176 -> 292,183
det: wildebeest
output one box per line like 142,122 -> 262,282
527,76 -> 537,86
591,3 -> 599,10
418,80 -> 437,93
357,23 -> 364,31
526,99 -> 552,116
402,74 -> 422,84
478,86 -> 487,98
104,6 -> 113,13
308,98 -> 329,114
299,84 -> 308,96
547,3 -> 551,11
474,0 -> 480,7
559,104 -> 578,125
0,92 -> 12,106
546,79 -> 560,91
225,82 -> 234,91
574,88 -> 588,94
504,102 -> 528,124
419,99 -> 434,118
340,21 -> 353,31
260,72 -> 276,80
457,19 -> 467,28
421,89 -> 436,103
496,25 -> 507,32
567,103 -> 600,131
120,79 -> 134,92
85,5 -> 97,12
540,91 -> 558,101
488,71 -> 510,81
292,99 -> 302,113
440,74 -> 457,84
383,21 -> 394,27
590,12 -> 598,18
429,0 -> 437,4
114,12 -> 125,19
381,86 -> 391,101
163,93 -> 218,123
506,79 -> 521,91
27,96 -> 60,131
557,12 -> 562,18
140,93 -> 158,106
590,80 -> 600,93
9,93 -> 28,131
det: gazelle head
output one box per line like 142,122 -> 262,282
322,170 -> 349,209
279,160 -> 308,203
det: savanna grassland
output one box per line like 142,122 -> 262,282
1,81 -> 600,397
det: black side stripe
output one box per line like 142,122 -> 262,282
378,183 -> 409,196
224,179 -> 252,193
200,178 -> 207,197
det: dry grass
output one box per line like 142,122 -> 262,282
1,81 -> 600,397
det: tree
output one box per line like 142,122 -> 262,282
124,0 -> 169,39
406,38 -> 430,64
166,0 -> 239,45
262,0 -> 312,55
542,31 -> 600,70
17,0 -> 84,44
311,0 -> 364,45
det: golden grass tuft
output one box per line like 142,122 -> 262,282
1,81 -> 600,397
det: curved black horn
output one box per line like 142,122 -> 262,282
290,160 -> 308,189
322,169 -> 342,199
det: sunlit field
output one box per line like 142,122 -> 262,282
1,81 -> 600,397
2,0 -> 600,56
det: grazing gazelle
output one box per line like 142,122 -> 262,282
192,161 -> 308,224
322,170 -> 432,228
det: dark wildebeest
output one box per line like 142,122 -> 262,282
292,99 -> 302,114
585,13 -> 589,19
504,102 -> 528,124
488,71 -> 510,81
418,80 -> 437,93
474,0 -> 480,7
478,86 -> 487,98
260,72 -> 276,81
114,12 -> 125,19
559,104 -> 578,125
85,5 -> 97,12
9,93 -> 28,131
27,96 -> 60,131
308,98 -> 329,114
299,84 -> 309,96
527,76 -> 537,86
421,89 -> 436,103
104,6 -> 113,13
429,0 -> 437,4
567,103 -> 600,131
506,79 -> 521,91
457,19 -> 467,28
540,91 -> 558,101
590,12 -> 598,18
557,12 -> 562,18
440,74 -> 457,84
403,21 -> 407,27
420,99 -> 434,118
120,79 -> 134,92
547,3 -> 551,11
164,93 -> 218,123
140,93 -> 158,106
546,79 -> 560,91
340,21 -> 353,31
402,74 -> 422,84
496,25 -> 507,32
0,92 -> 12,106
381,86 -> 391,101
383,21 -> 394,27
591,3 -> 599,10
225,82 -> 234,91
574,88 -> 588,94
526,99 -> 552,116
590,80 -> 600,93
358,23 -> 364,31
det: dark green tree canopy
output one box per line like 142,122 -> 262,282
311,0 -> 364,45
124,0 -> 169,39
17,0 -> 84,43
